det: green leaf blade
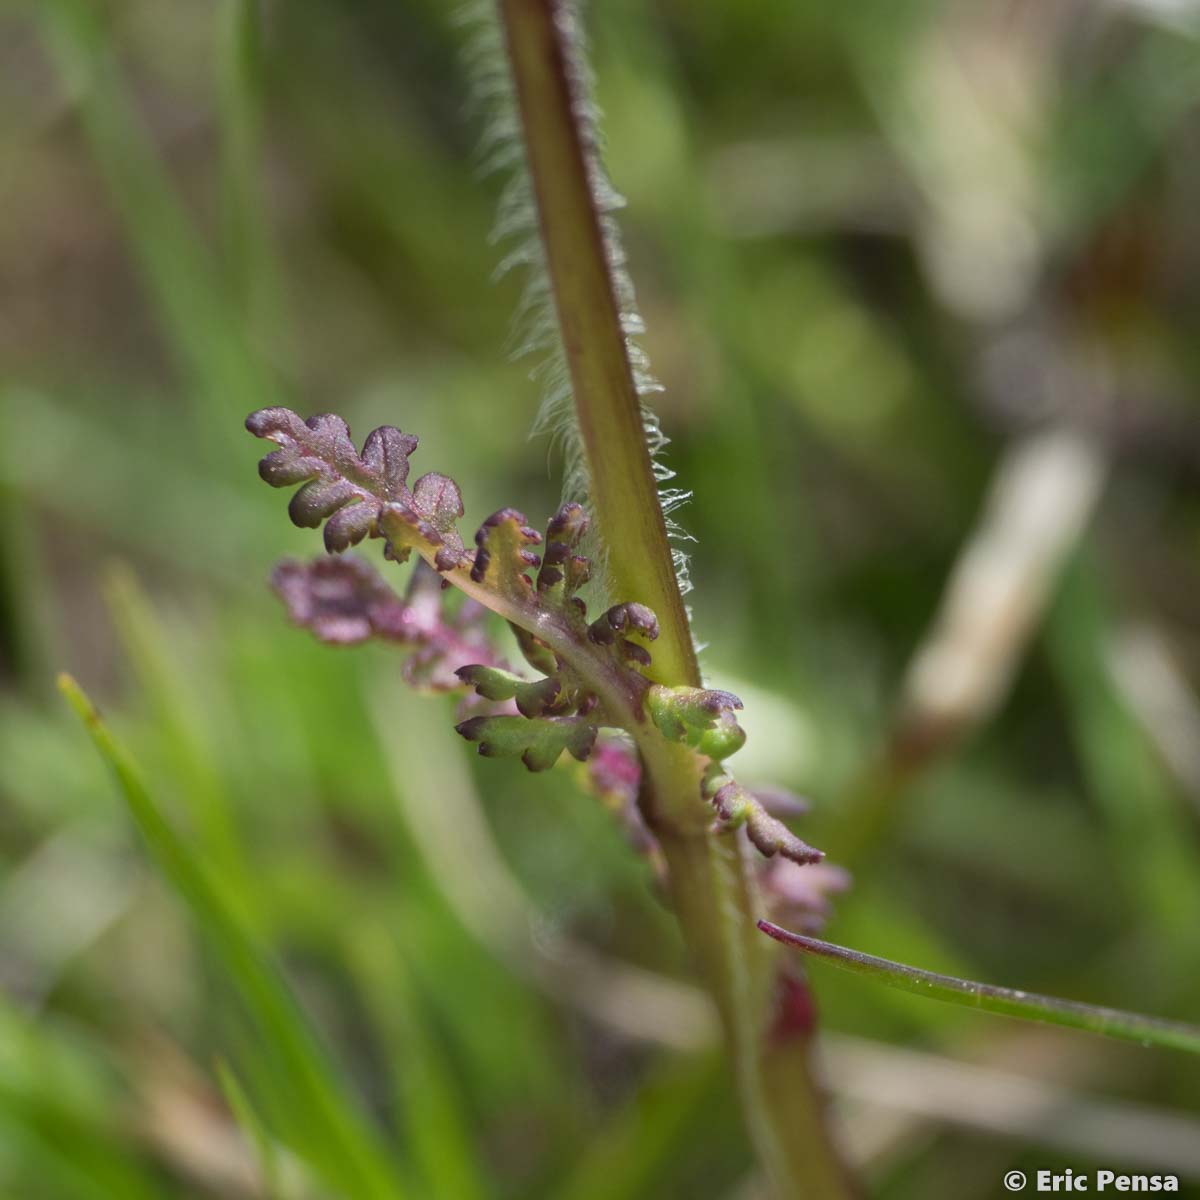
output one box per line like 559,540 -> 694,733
759,921 -> 1200,1055
57,674 -> 407,1200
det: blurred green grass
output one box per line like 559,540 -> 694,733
2,0 -> 1200,1195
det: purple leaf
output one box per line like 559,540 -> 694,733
271,556 -> 504,691
272,555 -> 408,645
411,472 -> 467,567
248,407 -> 425,551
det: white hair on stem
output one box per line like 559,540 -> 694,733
457,0 -> 694,598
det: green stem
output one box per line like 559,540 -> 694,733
495,4 -> 856,1194
760,922 -> 1200,1056
497,0 -> 697,690
662,831 -> 856,1198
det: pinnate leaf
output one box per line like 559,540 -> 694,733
455,714 -> 597,772
248,407 -> 832,880
247,407 -> 467,562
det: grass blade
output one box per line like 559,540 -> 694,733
216,0 -> 284,340
759,921 -> 1200,1055
215,1060 -> 288,1200
347,929 -> 489,1200
38,0 -> 270,426
57,674 -> 406,1200
103,564 -> 252,914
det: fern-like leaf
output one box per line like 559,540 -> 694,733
248,405 -> 829,881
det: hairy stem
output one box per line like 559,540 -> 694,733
496,3 -> 855,1194
497,0 -> 698,690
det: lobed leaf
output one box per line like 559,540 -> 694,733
537,501 -> 590,603
248,409 -> 828,882
454,664 -> 564,718
587,603 -> 660,671
247,406 -> 468,564
455,713 -> 597,772
706,775 -> 823,866
647,685 -> 746,760
469,508 -> 543,600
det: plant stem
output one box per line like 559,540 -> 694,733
495,3 -> 855,1193
662,828 -> 856,1198
497,0 -> 697,690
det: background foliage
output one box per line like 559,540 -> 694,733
2,0 -> 1200,1195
